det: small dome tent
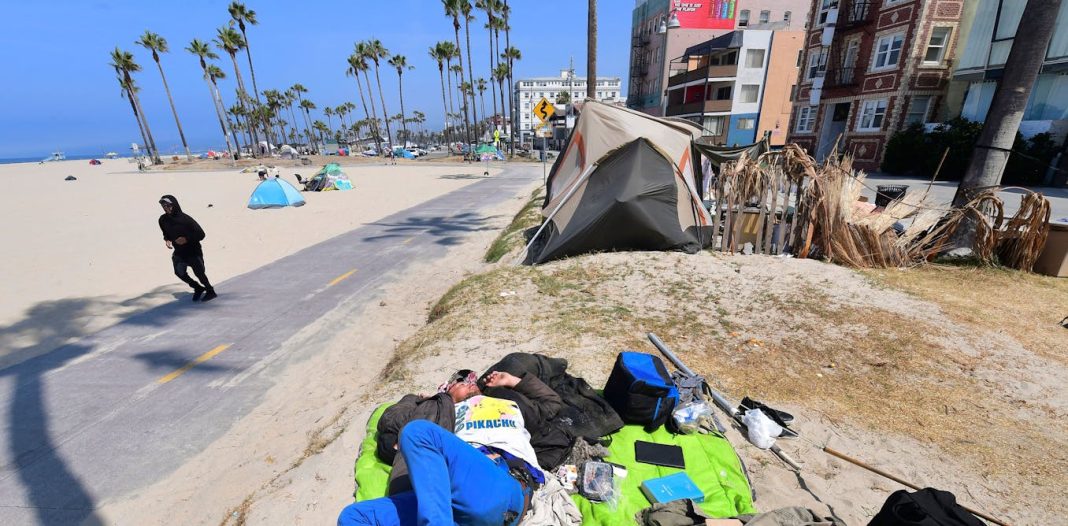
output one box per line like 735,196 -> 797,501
247,178 -> 306,209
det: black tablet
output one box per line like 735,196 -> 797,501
634,440 -> 685,469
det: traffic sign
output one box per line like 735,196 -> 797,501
533,97 -> 555,122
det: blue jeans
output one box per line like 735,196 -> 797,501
339,420 -> 526,526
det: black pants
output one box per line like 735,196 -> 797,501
172,253 -> 212,291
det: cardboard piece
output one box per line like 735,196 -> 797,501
1034,222 -> 1068,277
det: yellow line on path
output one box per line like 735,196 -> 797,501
157,344 -> 232,384
327,269 -> 358,287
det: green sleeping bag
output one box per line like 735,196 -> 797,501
351,403 -> 756,523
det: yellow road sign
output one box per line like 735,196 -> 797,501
533,97 -> 555,122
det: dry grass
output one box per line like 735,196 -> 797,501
385,251 -> 1067,517
865,265 -> 1068,364
483,187 -> 545,263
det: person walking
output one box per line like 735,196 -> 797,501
158,195 -> 216,302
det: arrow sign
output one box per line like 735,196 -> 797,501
533,97 -> 555,123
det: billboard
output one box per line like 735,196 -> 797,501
671,0 -> 736,30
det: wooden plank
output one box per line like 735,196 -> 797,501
709,170 -> 722,251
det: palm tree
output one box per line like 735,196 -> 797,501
476,78 -> 488,129
345,54 -> 376,145
362,39 -> 394,147
354,42 -> 385,147
186,39 -> 235,158
477,0 -> 500,123
494,62 -> 509,139
587,0 -> 597,100
460,1 -> 479,137
290,83 -> 314,150
227,3 -> 262,106
430,43 -> 453,149
388,54 -> 414,145
284,88 -> 300,144
136,31 -> 191,160
502,44 -> 521,156
299,98 -> 318,151
263,89 -> 286,142
214,26 -> 260,156
312,120 -> 329,142
109,48 -> 161,164
116,75 -> 151,162
502,0 -> 515,156
323,106 -> 335,132
209,66 -> 242,152
443,0 -> 473,145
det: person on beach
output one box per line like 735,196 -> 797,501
158,195 -> 216,302
337,369 -> 563,526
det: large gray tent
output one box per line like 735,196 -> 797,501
527,102 -> 713,264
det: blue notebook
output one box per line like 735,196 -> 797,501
639,472 -> 705,504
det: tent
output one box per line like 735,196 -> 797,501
392,147 -> 416,159
528,102 -> 712,264
300,163 -> 350,191
278,144 -> 299,159
247,178 -> 306,209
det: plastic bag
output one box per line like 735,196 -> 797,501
742,408 -> 783,449
580,461 -> 621,508
672,401 -> 715,434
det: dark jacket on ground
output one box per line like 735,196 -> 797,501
158,194 -> 206,259
376,372 -> 563,495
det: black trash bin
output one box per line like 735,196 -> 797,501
875,184 -> 908,207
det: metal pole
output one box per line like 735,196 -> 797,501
542,131 -> 547,184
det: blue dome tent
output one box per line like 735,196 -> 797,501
247,178 -> 306,209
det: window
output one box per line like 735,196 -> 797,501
817,0 -> 837,26
737,118 -> 756,130
714,86 -> 732,100
795,106 -> 817,132
740,85 -> 759,103
807,48 -> 827,80
905,96 -> 931,125
857,99 -> 888,131
759,10 -> 770,24
924,27 -> 951,65
796,49 -> 803,67
784,11 -> 792,25
703,116 -> 726,135
745,49 -> 766,68
873,33 -> 904,70
738,9 -> 750,27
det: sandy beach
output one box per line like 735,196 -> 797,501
0,157 -> 497,367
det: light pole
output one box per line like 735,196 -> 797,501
657,9 -> 681,116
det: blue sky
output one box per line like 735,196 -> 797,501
0,0 -> 631,158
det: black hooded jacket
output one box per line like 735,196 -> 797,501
158,195 -> 206,259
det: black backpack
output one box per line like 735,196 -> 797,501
868,488 -> 986,526
602,352 -> 679,431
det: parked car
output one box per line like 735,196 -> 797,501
412,147 -> 428,157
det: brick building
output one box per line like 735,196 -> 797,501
787,0 -> 965,170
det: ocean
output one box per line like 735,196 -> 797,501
0,153 -> 125,165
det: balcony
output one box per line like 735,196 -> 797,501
825,65 -> 858,87
664,99 -> 733,117
667,64 -> 738,87
839,0 -> 873,27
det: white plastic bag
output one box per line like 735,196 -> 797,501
672,401 -> 714,434
742,408 -> 783,449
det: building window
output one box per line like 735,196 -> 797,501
905,96 -> 931,125
759,10 -> 770,24
796,49 -> 803,67
817,0 -> 837,26
924,27 -> 951,65
873,33 -> 904,70
704,115 -> 726,135
737,118 -> 756,130
784,11 -> 792,25
714,86 -> 732,100
745,49 -> 766,68
738,9 -> 750,27
807,48 -> 827,80
740,84 -> 759,103
796,106 -> 816,132
857,99 -> 888,131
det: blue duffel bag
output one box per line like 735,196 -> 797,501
602,351 -> 679,431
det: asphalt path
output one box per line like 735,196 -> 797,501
0,166 -> 537,525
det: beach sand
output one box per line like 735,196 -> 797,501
0,157 -> 496,368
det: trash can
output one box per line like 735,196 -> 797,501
875,184 -> 908,207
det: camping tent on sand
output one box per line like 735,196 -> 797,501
526,102 -> 712,264
247,178 -> 306,209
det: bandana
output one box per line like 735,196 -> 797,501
438,369 -> 478,393
159,197 -> 175,205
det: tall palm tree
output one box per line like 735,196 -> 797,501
209,66 -> 242,153
214,26 -> 260,156
443,0 -> 472,145
290,83 -> 314,149
476,78 -> 488,128
186,39 -> 235,158
263,89 -> 286,142
323,106 -> 335,132
493,62 -> 508,142
362,39 -> 394,147
587,0 -> 597,100
430,43 -> 453,149
229,3 -> 273,154
109,48 -> 161,164
345,54 -> 375,144
502,0 -> 515,156
460,1 -> 479,137
388,54 -> 414,145
502,45 -> 521,156
477,0 -> 499,124
136,31 -> 191,160
284,88 -> 300,144
353,42 -> 385,147
450,63 -> 465,137
300,98 -> 319,151
116,75 -> 151,162
312,120 -> 329,142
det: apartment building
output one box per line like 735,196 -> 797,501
513,72 -> 622,145
787,0 -> 964,170
628,0 -> 811,116
663,29 -> 803,145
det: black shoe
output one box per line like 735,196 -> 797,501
192,287 -> 205,302
200,289 -> 217,302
